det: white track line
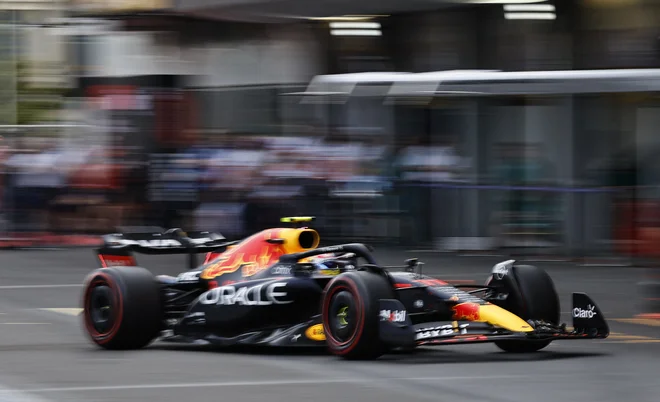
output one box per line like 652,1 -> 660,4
0,284 -> 81,290
0,384 -> 54,402
0,373 -> 628,394
38,308 -> 82,316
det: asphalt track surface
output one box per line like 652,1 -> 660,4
0,248 -> 659,402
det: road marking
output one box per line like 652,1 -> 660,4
0,384 -> 55,402
38,308 -> 83,316
554,330 -> 660,343
636,313 -> 660,319
607,333 -> 650,339
612,318 -> 660,327
557,330 -> 660,344
0,323 -> 51,325
604,340 -> 660,344
0,284 -> 81,290
599,331 -> 660,343
0,373 -> 631,394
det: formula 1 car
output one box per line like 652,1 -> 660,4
81,217 -> 609,360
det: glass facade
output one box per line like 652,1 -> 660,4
0,11 -> 18,125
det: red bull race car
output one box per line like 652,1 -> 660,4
82,217 -> 609,360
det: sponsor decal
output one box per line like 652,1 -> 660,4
308,253 -> 335,261
573,304 -> 597,319
243,263 -> 268,277
414,300 -> 424,308
99,255 -> 135,267
323,245 -> 344,252
242,263 -> 268,277
201,234 -> 286,279
187,237 -> 215,245
304,324 -> 326,341
177,271 -> 200,282
319,269 -> 340,276
416,324 -> 469,340
416,278 -> 447,287
380,309 -> 407,323
436,286 -> 483,304
452,303 -> 481,321
199,282 -> 292,306
113,238 -> 182,248
271,265 -> 292,275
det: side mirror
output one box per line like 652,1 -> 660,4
405,258 -> 418,268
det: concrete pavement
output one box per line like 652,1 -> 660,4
0,248 -> 658,402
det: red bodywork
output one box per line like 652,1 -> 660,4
200,228 -> 319,281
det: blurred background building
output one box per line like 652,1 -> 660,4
0,0 -> 70,125
2,0 -> 660,262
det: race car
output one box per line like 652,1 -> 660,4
81,217 -> 609,360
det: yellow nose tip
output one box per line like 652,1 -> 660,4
477,304 -> 534,333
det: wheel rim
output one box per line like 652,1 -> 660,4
328,290 -> 358,343
87,283 -> 117,336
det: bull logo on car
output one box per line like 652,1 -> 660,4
452,302 -> 481,321
305,324 -> 326,341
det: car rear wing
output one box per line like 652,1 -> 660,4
96,227 -> 238,270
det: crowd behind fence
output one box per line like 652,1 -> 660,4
0,130 -> 654,261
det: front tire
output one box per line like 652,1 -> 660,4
82,267 -> 163,350
321,271 -> 394,360
488,264 -> 560,353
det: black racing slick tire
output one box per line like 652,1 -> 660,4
82,267 -> 163,350
488,264 -> 560,353
321,271 -> 395,360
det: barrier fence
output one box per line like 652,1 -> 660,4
2,164 -> 656,264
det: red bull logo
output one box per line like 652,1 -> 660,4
452,302 -> 481,321
305,324 -> 326,341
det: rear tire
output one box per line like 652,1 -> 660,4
488,264 -> 560,353
321,271 -> 394,360
82,267 -> 163,350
